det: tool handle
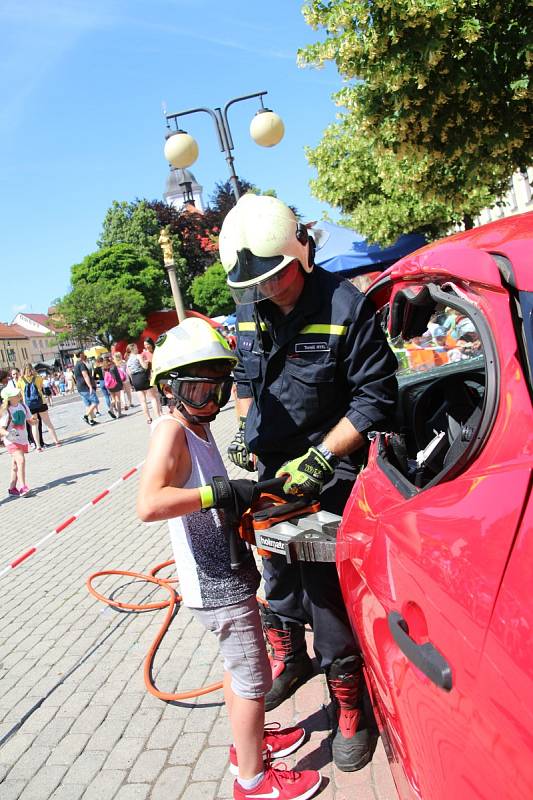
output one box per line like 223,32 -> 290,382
255,477 -> 287,495
253,497 -> 310,522
226,509 -> 253,571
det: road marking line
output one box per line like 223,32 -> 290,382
0,461 -> 144,578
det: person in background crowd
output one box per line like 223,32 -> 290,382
6,368 -> 36,449
103,356 -> 124,417
142,337 -> 156,364
65,366 -> 75,394
6,368 -> 20,391
93,356 -> 115,419
0,385 -> 36,496
42,375 -> 54,405
18,364 -> 61,448
58,371 -> 66,395
431,326 -> 451,367
126,343 -> 160,424
113,352 -> 133,410
73,351 -> 99,427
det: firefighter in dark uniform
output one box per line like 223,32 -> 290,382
219,195 -> 398,772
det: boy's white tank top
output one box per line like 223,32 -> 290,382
150,416 -> 259,609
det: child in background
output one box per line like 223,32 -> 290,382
113,352 -> 133,410
137,320 -> 321,800
103,357 -> 124,418
0,386 -> 35,496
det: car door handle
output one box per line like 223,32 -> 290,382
388,611 -> 453,692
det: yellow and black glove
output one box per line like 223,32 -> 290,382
199,477 -> 258,519
276,445 -> 338,497
227,416 -> 256,472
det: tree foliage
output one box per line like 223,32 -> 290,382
96,179 -> 258,307
98,200 -> 162,260
56,282 -> 146,348
93,179 -> 291,313
190,262 -> 234,317
299,0 -> 532,242
71,244 -> 168,314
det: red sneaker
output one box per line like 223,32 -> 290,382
229,724 -> 306,775
233,765 -> 321,800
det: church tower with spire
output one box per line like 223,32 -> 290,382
164,167 -> 205,212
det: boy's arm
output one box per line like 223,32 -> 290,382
137,420 -> 259,523
137,421 -> 203,523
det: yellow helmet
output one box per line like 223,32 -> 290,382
150,318 -> 237,387
219,194 -> 314,304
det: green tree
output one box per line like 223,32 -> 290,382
71,244 -> 169,314
56,282 -> 146,348
191,262 -> 234,317
98,200 -> 161,260
299,0 -> 531,242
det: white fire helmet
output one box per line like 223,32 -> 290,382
219,194 -> 314,305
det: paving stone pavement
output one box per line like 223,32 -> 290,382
0,395 -> 398,799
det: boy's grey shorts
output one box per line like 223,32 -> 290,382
190,596 -> 273,700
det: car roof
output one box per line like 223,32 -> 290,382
377,211 -> 533,292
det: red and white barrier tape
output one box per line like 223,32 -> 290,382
0,461 -> 144,578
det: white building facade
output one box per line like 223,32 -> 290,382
12,313 -> 58,364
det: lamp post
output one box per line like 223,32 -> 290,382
163,91 -> 284,203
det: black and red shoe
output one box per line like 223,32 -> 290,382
261,607 -> 314,712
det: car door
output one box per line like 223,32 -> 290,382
461,493 -> 533,799
337,276 -> 532,800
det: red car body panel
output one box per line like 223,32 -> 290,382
385,211 -> 533,290
336,213 -> 533,799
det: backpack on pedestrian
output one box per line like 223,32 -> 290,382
104,370 -> 117,390
24,380 -> 42,412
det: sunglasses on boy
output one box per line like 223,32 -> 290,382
169,375 -> 233,409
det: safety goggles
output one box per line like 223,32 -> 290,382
170,375 -> 233,409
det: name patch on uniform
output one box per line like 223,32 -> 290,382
294,342 -> 330,353
240,337 -> 254,351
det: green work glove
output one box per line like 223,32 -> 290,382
276,446 -> 336,497
227,416 -> 256,472
199,477 -> 258,519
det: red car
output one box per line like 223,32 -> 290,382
337,212 -> 533,799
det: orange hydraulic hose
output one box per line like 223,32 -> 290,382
87,560 -> 224,700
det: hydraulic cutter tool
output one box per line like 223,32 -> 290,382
230,478 -> 342,568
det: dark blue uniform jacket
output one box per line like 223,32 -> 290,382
234,266 -> 398,472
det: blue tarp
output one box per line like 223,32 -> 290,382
313,221 -> 426,276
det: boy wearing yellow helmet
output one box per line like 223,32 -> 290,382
137,318 -> 321,800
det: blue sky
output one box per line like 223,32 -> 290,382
0,0 -> 345,323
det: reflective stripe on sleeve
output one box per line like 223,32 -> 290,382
237,321 -> 267,332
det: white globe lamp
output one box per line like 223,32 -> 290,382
164,130 -> 199,169
249,110 -> 285,148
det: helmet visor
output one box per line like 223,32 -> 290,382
227,254 -> 299,305
171,375 -> 233,409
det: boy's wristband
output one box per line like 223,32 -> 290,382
199,484 -> 215,510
